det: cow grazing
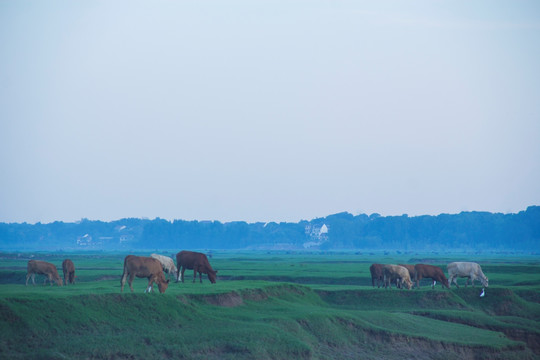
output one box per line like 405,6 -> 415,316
150,253 -> 178,281
383,264 -> 413,290
62,259 -> 76,285
369,264 -> 385,288
414,264 -> 449,289
398,264 -> 417,287
26,260 -> 63,286
120,255 -> 169,293
176,250 -> 217,284
447,262 -> 488,288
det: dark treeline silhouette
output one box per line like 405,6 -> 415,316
1,206 -> 538,251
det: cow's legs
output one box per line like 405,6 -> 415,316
145,277 -> 155,293
192,268 -> 197,283
25,273 -> 33,286
120,271 -> 128,292
449,275 -> 459,288
128,273 -> 135,292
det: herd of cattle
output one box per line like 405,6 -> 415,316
24,251 -> 489,294
369,262 -> 489,290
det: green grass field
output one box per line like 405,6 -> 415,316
1,251 -> 539,359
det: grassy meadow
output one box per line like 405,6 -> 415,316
1,250 -> 539,359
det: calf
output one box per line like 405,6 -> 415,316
369,264 -> 384,288
414,264 -> 449,289
26,260 -> 63,286
62,259 -> 76,285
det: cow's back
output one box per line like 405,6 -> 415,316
62,259 -> 75,273
448,262 -> 475,275
370,264 -> 383,276
399,264 -> 416,278
131,255 -> 161,273
384,265 -> 410,280
177,251 -> 210,269
151,254 -> 176,270
28,260 -> 57,275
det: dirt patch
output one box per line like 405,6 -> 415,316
363,329 -> 528,360
202,292 -> 244,307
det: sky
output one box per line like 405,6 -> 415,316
1,1 -> 539,224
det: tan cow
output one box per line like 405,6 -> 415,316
447,262 -> 488,288
26,260 -> 63,286
398,264 -> 417,287
383,264 -> 413,290
120,255 -> 169,293
62,259 -> 76,285
150,253 -> 178,281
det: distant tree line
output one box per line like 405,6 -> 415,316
0,206 -> 538,252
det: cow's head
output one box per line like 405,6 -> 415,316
157,279 -> 170,293
442,278 -> 450,289
208,270 -> 218,284
481,276 -> 489,287
403,279 -> 413,290
55,277 -> 63,286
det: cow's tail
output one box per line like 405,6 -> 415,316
120,258 -> 129,292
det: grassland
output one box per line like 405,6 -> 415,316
1,251 -> 539,359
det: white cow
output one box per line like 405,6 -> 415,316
150,254 -> 178,281
447,262 -> 488,288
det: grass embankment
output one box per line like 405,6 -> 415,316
1,251 -> 539,359
1,282 -> 537,359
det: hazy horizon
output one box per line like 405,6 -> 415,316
1,1 -> 539,225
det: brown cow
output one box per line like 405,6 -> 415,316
62,259 -> 76,285
383,264 -> 413,290
399,264 -> 417,287
176,250 -> 217,284
415,264 -> 449,289
26,260 -> 63,286
369,264 -> 384,288
120,255 -> 169,293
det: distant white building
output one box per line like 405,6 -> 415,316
77,234 -> 92,246
303,224 -> 329,248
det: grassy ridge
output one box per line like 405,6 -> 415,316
1,252 -> 539,359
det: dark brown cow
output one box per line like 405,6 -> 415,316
120,255 -> 169,293
176,250 -> 217,284
62,259 -> 76,285
26,260 -> 63,286
414,264 -> 449,289
399,264 -> 417,287
369,264 -> 384,288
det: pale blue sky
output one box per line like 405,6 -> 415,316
1,1 -> 539,224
